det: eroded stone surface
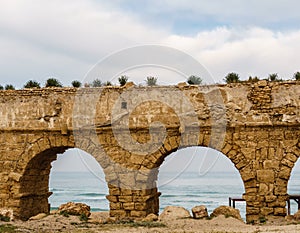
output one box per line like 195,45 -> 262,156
159,206 -> 191,220
192,205 -> 209,219
58,202 -> 91,217
211,206 -> 242,221
0,81 -> 299,223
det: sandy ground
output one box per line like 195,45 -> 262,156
1,212 -> 300,233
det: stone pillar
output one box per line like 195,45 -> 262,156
107,185 -> 160,219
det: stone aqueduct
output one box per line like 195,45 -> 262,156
0,80 -> 299,223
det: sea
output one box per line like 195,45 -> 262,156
49,170 -> 300,220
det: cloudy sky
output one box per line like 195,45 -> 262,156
1,0 -> 300,88
2,1 -> 300,176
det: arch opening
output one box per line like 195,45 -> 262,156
49,149 -> 109,212
158,146 -> 246,219
18,147 -> 108,220
287,158 -> 300,215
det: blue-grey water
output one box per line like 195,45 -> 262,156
49,171 -> 300,220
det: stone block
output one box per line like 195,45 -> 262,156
168,136 -> 179,149
263,160 -> 279,169
123,202 -> 135,210
109,202 -> 121,210
142,213 -> 158,222
265,195 -> 277,203
278,166 -> 291,180
134,203 -> 148,211
109,188 -> 121,196
159,206 -> 191,220
244,179 -> 257,189
260,207 -> 273,216
274,186 -> 287,195
268,148 -> 275,159
268,201 -> 286,208
258,184 -> 269,194
110,210 -> 127,218
118,196 -> 133,203
281,158 -> 294,168
241,172 -> 255,182
246,214 -> 259,224
285,153 -> 298,163
130,210 -> 147,218
106,195 -> 118,202
274,208 -> 286,216
140,189 -> 157,196
211,206 -> 242,221
191,205 -> 208,219
235,160 -> 248,169
120,189 -> 133,196
8,173 -> 21,182
133,194 -> 153,202
257,170 -> 275,183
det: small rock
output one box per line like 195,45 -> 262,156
88,212 -> 109,224
159,206 -> 191,221
177,82 -> 187,87
294,210 -> 300,220
0,209 -> 13,221
257,80 -> 268,87
211,206 -> 242,221
58,202 -> 91,217
88,218 -> 105,224
191,205 -> 208,219
123,82 -> 135,89
142,213 -> 158,222
50,210 -> 58,215
106,217 -> 117,223
285,215 -> 295,221
29,213 -> 47,220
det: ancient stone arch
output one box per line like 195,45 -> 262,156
0,81 -> 299,223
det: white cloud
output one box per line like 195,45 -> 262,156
0,0 -> 166,87
0,0 -> 300,88
152,0 -> 300,27
162,27 -> 300,81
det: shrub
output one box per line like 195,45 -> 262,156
187,75 -> 202,85
293,71 -> 300,81
92,78 -> 102,87
268,73 -> 281,82
0,214 -> 10,222
45,78 -> 62,87
146,76 -> 157,86
224,72 -> 240,83
71,80 -> 82,88
24,80 -> 40,88
118,75 -> 128,86
79,213 -> 88,222
0,85 -> 3,90
59,211 -> 69,218
104,81 -> 113,86
0,224 -> 16,232
259,216 -> 267,224
5,84 -> 15,90
248,76 -> 260,83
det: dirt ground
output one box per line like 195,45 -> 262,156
1,212 -> 300,233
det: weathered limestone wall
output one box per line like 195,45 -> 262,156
0,81 -> 299,222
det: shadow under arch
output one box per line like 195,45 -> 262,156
158,146 -> 246,218
19,146 -> 69,220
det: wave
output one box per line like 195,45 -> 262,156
76,193 -> 106,197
